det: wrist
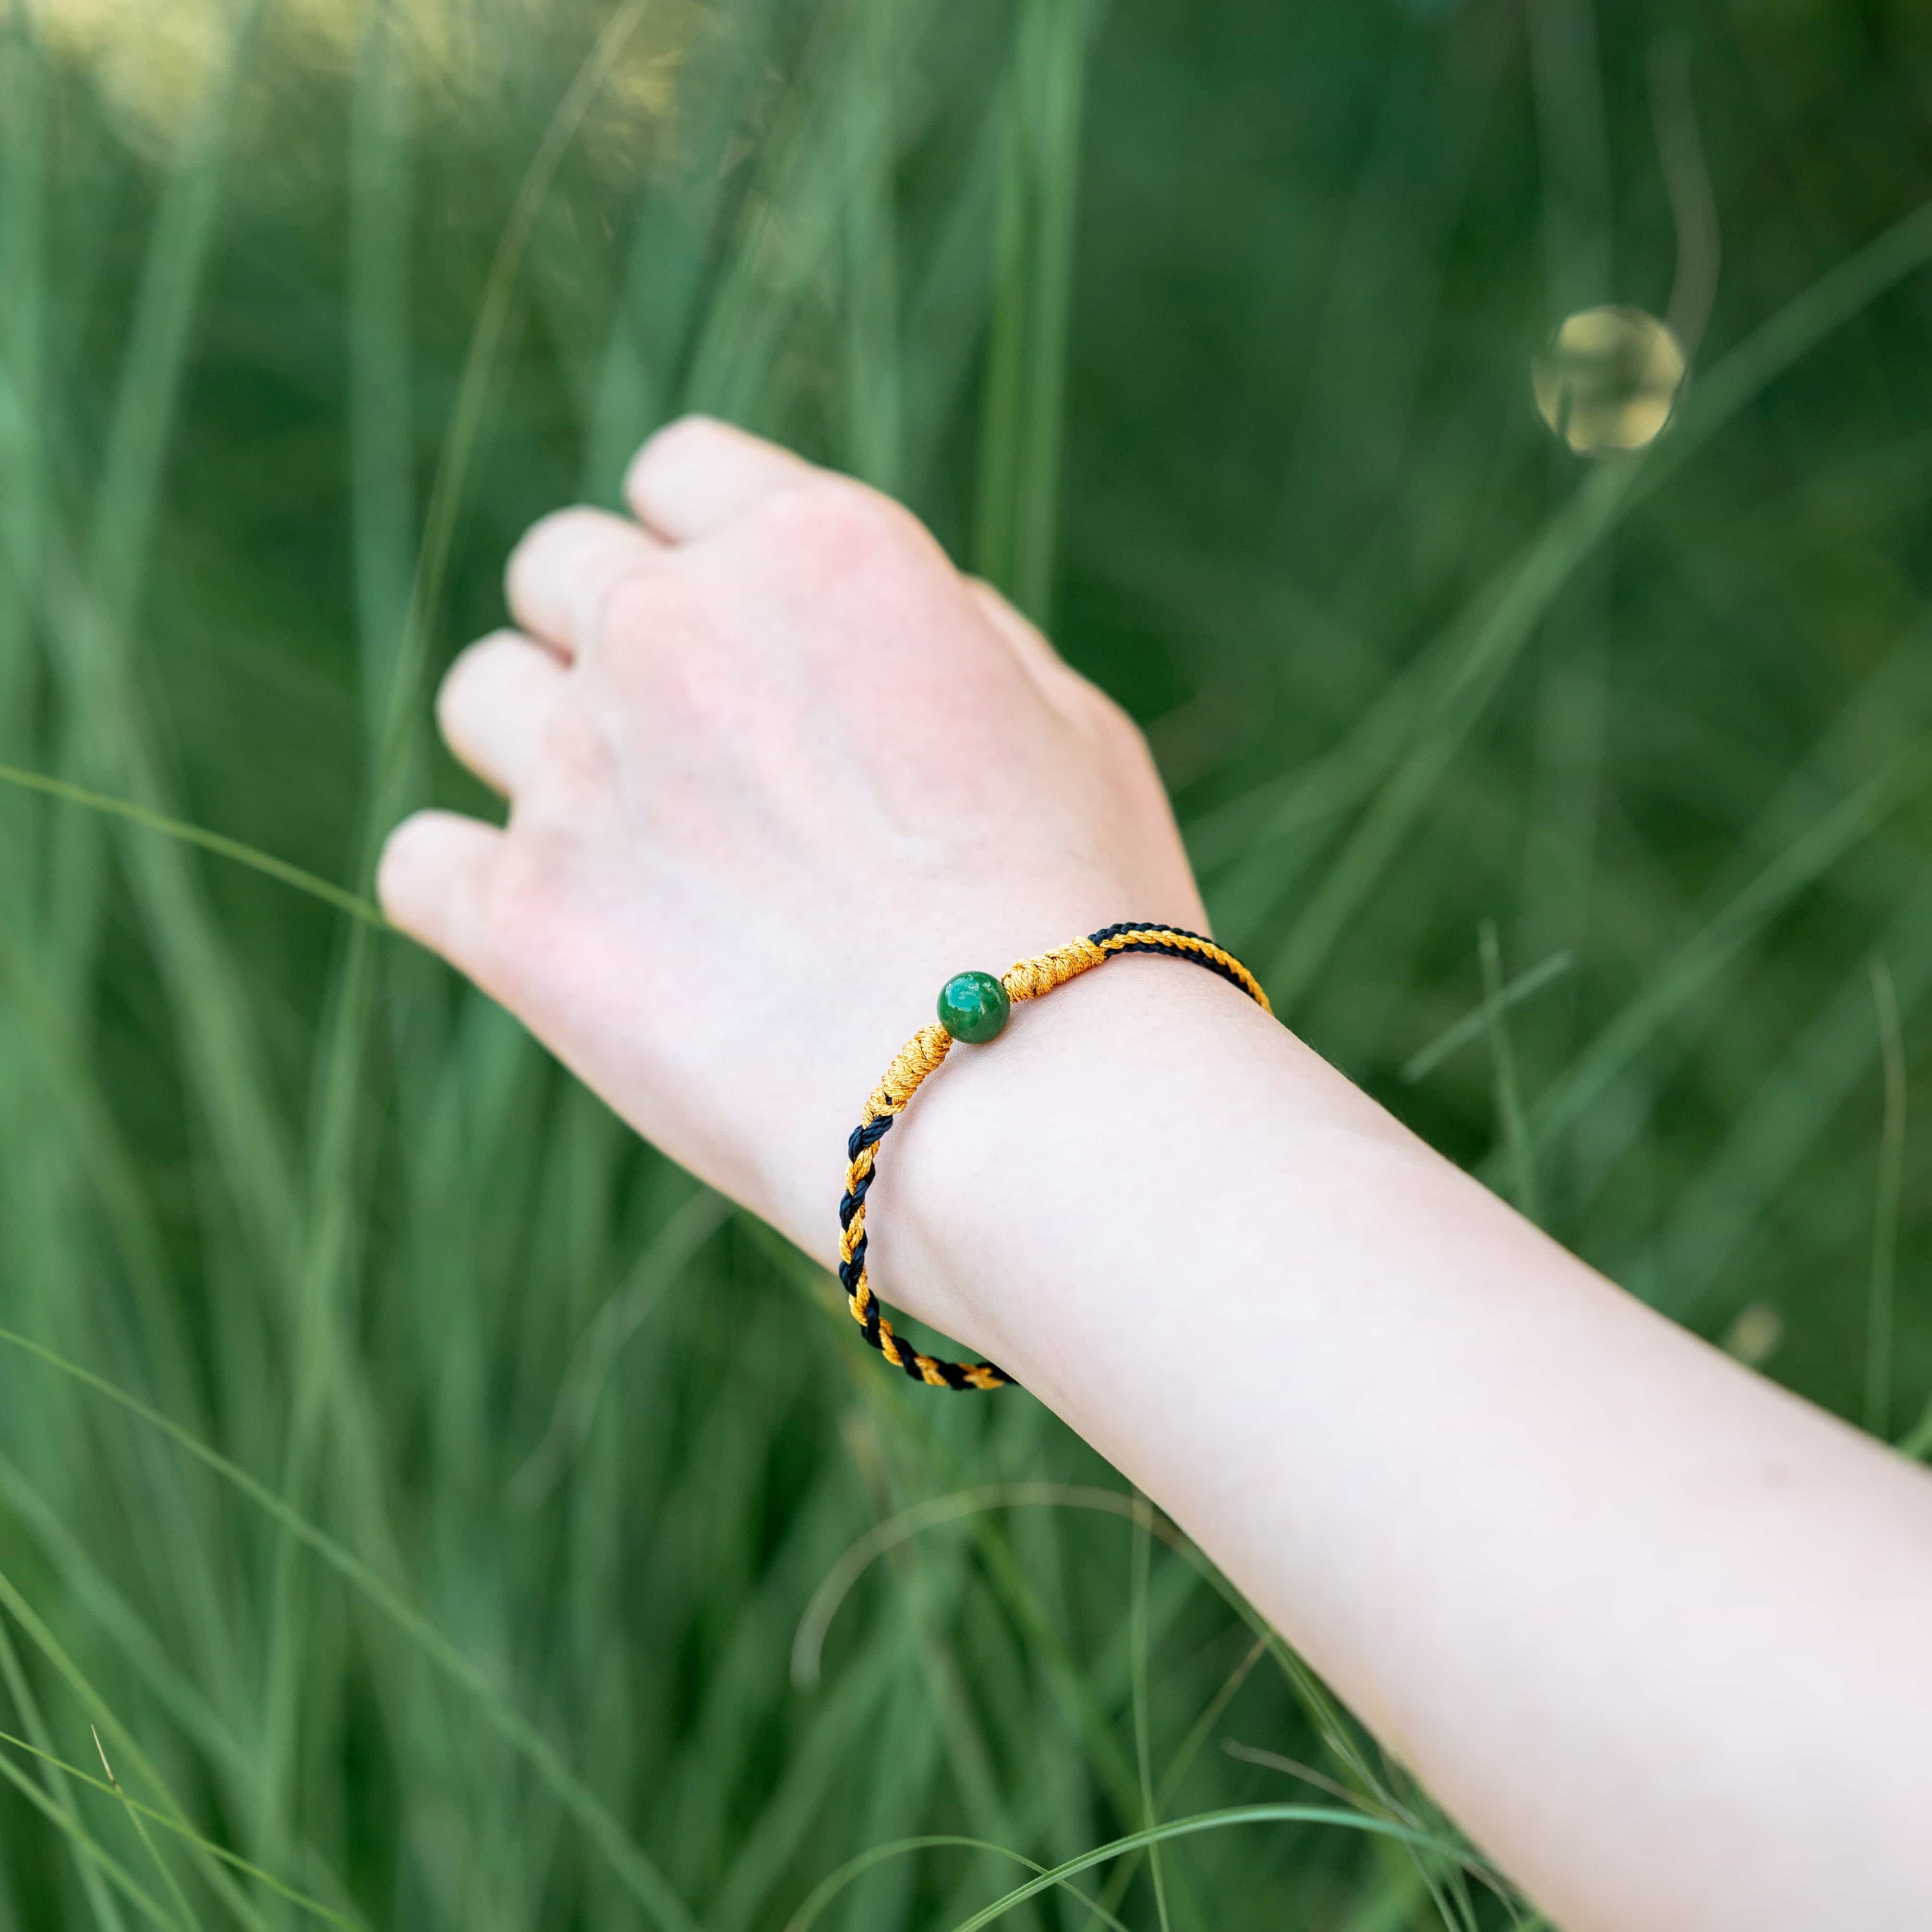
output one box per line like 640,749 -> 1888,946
855,952 -> 1315,1374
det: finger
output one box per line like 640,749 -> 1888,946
506,506 -> 664,658
437,629 -> 568,797
623,414 -> 818,543
377,809 -> 505,975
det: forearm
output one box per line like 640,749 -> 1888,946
871,959 -> 1932,1932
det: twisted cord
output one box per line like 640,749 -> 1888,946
837,921 -> 1271,1389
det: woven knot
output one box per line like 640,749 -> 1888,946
1002,937 -> 1105,1003
865,1022 -> 953,1119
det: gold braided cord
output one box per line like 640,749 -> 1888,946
860,1022 -> 953,1124
838,921 -> 1272,1390
1001,935 -> 1106,1002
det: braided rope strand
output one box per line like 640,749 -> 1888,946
837,921 -> 1271,1389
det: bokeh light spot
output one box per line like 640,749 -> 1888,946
1532,304 -> 1687,456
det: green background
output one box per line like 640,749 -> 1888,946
0,0 -> 1926,1925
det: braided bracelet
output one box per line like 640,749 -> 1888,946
837,921 -> 1272,1389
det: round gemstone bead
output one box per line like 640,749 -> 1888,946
937,970 -> 1010,1044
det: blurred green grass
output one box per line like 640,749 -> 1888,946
0,0 -> 1928,1925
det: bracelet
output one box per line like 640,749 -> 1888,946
837,921 -> 1272,1389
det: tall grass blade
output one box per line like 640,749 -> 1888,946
946,1806 -> 1491,1932
782,1835 -> 1131,1932
1481,921 -> 1541,1221
974,0 -> 1090,620
1403,952 -> 1575,1084
0,765 -> 386,927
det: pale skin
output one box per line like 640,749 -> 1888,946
379,416 -> 1932,1932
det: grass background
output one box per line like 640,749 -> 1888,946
0,0 -> 1928,1925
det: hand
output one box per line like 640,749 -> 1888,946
378,417 -> 1206,1322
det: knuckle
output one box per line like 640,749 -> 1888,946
618,623 -> 731,737
594,564 -> 688,653
534,706 -> 616,804
757,477 -> 911,583
555,572 -> 734,741
751,479 -> 836,547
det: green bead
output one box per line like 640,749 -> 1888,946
937,970 -> 1010,1044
